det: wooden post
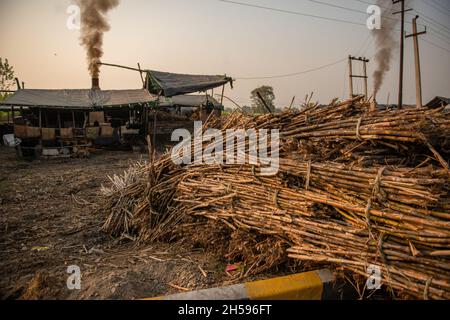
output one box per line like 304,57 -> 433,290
348,56 -> 354,99
144,103 -> 149,137
289,96 -> 296,109
39,109 -> 43,148
15,78 -> 21,90
220,85 -> 225,105
413,17 -> 423,108
57,110 -> 63,147
137,63 -> 145,88
393,0 -> 412,109
256,91 -> 273,114
57,111 -> 62,129
152,97 -> 160,155
72,110 -> 76,128
406,16 -> 426,108
83,112 -> 88,129
363,60 -> 368,100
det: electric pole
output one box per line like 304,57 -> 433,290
393,0 -> 412,109
348,56 -> 370,100
406,16 -> 426,108
348,55 -> 354,99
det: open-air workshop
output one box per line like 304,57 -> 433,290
1,0 -> 449,303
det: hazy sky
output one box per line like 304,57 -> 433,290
0,0 -> 449,108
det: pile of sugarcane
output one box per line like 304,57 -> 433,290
100,96 -> 450,299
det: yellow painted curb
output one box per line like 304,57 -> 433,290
143,269 -> 333,300
244,271 -> 323,300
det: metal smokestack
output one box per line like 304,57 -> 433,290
92,77 -> 100,90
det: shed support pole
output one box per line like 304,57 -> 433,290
39,109 -> 43,150
220,85 -> 225,105
57,111 -> 63,147
72,111 -> 76,128
39,109 -> 42,129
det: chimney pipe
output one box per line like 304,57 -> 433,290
92,77 -> 100,90
370,96 -> 377,112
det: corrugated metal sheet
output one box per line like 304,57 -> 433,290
147,70 -> 232,97
0,89 -> 156,109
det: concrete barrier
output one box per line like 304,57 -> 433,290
147,269 -> 336,300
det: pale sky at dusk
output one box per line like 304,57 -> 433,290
0,0 -> 449,108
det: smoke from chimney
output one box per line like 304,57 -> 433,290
372,0 -> 399,97
76,0 -> 120,79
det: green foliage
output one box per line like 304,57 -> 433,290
241,105 -> 253,115
0,58 -> 15,91
250,85 -> 275,114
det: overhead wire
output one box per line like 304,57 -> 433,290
218,0 -> 449,80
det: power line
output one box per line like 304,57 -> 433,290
422,0 -> 450,16
235,32 -> 375,81
235,58 -> 347,80
428,29 -> 450,48
431,0 -> 450,11
353,0 -> 450,34
219,0 -> 450,79
303,0 -> 367,15
422,37 -> 450,55
305,0 -> 408,27
217,0 -> 367,27
220,0 -> 450,44
428,0 -> 450,13
412,8 -> 450,34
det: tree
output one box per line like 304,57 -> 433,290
241,105 -> 253,114
250,85 -> 275,114
0,58 -> 15,101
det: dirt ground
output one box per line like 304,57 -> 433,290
0,147 -> 237,300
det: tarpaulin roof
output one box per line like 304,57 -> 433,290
158,95 -> 222,108
0,89 -> 156,109
426,96 -> 450,109
146,70 -> 232,97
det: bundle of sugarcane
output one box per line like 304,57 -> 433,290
99,112 -> 256,241
279,106 -> 449,171
175,164 -> 450,299
98,98 -> 450,299
253,96 -> 367,131
100,147 -> 185,241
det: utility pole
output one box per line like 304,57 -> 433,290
406,16 -> 427,108
348,56 -> 370,100
363,59 -> 368,100
393,0 -> 413,109
348,55 -> 354,99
